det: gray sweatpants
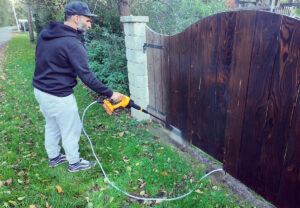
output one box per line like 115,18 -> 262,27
34,88 -> 81,164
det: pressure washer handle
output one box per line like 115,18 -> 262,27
102,96 -> 130,115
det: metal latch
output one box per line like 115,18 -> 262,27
143,43 -> 164,53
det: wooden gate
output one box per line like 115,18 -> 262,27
146,10 -> 300,208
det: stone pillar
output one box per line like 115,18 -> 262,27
120,16 -> 149,121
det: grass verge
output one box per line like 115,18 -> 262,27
0,35 -> 253,208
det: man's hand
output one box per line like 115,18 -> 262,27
110,92 -> 124,102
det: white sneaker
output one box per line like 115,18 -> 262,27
67,158 -> 96,172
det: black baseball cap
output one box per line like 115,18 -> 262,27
65,1 -> 98,17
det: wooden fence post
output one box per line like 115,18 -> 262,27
120,16 -> 149,121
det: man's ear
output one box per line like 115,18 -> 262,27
73,15 -> 80,24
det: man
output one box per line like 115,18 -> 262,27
32,1 -> 123,172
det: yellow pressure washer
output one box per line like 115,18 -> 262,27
100,95 -> 181,136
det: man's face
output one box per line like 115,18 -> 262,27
76,15 -> 91,35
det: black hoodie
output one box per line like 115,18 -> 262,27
32,21 -> 113,97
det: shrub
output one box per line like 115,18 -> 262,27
86,27 -> 128,94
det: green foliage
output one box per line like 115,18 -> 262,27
131,0 -> 229,35
14,1 -> 28,20
32,0 -> 68,35
0,0 -> 14,27
86,26 -> 128,94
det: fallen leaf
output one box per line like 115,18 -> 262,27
139,182 -> 146,189
161,171 -> 168,176
29,205 -> 36,208
17,196 -> 26,201
212,186 -> 218,190
104,178 -> 108,184
18,179 -> 23,184
119,132 -> 124,137
135,162 -> 140,166
123,156 -> 130,164
56,185 -> 63,193
156,200 -> 162,204
100,187 -> 106,191
195,189 -> 204,194
8,200 -> 17,206
140,191 -> 145,196
17,170 -> 25,176
3,178 -> 12,186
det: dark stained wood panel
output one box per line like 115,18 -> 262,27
255,14 -> 300,202
168,33 -> 181,128
223,11 -> 257,177
213,12 -> 236,161
237,12 -> 282,198
275,16 -> 300,208
188,15 -> 220,160
168,27 -> 192,133
187,21 -> 201,145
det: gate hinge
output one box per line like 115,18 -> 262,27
143,43 -> 164,53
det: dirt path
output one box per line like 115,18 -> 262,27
0,32 -> 24,79
0,42 -> 7,79
0,27 -> 14,79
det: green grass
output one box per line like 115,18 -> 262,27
0,35 -> 253,208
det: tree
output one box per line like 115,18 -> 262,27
0,0 -> 14,27
27,3 -> 34,42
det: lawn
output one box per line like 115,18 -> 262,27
0,34 -> 252,208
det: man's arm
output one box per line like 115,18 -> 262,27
69,43 -> 124,102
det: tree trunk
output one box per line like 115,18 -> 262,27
27,3 -> 34,43
116,0 -> 131,32
117,0 -> 131,16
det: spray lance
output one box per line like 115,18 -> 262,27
100,95 -> 181,136
81,96 -> 224,202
